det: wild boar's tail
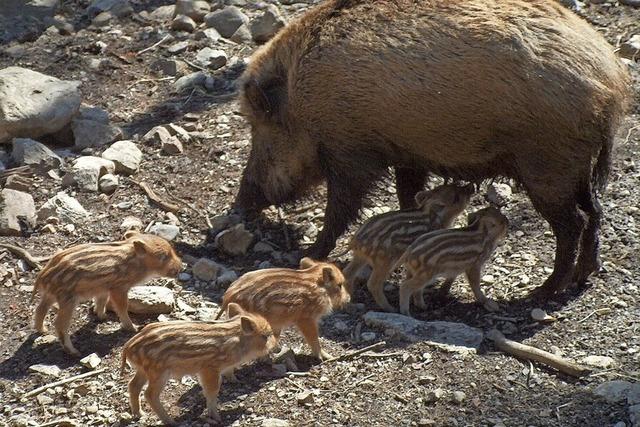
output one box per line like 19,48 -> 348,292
592,139 -> 612,193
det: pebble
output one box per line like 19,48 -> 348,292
333,320 -> 350,333
171,14 -> 196,32
581,355 -> 616,369
120,215 -> 143,231
192,258 -> 222,282
360,332 -> 376,342
452,391 -> 466,404
178,272 -> 192,282
80,352 -> 101,369
148,223 -> 180,241
424,388 -> 444,403
167,40 -> 189,54
86,404 -> 99,414
531,308 -> 556,323
36,394 -> 54,405
296,390 -> 314,405
217,270 -> 238,286
29,364 -> 61,377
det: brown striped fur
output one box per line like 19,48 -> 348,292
395,207 -> 508,317
343,183 -> 474,311
216,258 -> 350,360
33,231 -> 182,356
121,304 -> 275,425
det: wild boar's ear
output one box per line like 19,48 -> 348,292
132,240 -> 148,255
243,77 -> 286,122
240,316 -> 258,335
227,302 -> 244,318
299,257 -> 316,269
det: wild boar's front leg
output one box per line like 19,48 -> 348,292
395,167 -> 428,209
306,171 -> 369,259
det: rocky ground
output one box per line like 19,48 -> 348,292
0,0 -> 640,426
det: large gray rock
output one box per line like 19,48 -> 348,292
101,140 -> 142,174
125,286 -> 175,314
62,156 -> 115,192
363,311 -> 484,353
72,118 -> 122,149
149,5 -> 175,22
0,189 -> 37,236
0,67 -> 81,144
11,138 -> 62,168
37,192 -> 90,224
251,5 -> 285,43
174,0 -> 210,22
204,6 -> 249,38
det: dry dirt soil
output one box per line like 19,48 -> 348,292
0,1 -> 639,427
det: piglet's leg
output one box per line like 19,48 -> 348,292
296,319 -> 331,361
398,275 -> 430,318
199,370 -> 222,423
145,373 -> 174,426
34,295 -> 54,333
54,301 -> 80,356
128,370 -> 147,418
466,266 -> 499,312
93,294 -> 108,320
109,290 -> 137,332
366,261 -> 396,313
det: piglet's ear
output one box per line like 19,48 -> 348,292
226,303 -> 244,318
132,240 -> 147,255
299,257 -> 315,269
123,230 -> 140,240
240,316 -> 258,335
322,267 -> 336,287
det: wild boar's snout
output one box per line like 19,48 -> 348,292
234,165 -> 270,214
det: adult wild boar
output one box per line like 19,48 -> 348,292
234,0 -> 630,294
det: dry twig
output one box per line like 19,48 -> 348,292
487,330 -> 591,378
320,341 -> 386,365
136,35 -> 170,55
130,180 -> 181,213
162,184 -> 213,228
23,368 -> 107,398
0,243 -> 50,269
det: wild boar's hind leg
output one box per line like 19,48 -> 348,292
529,193 -> 585,295
574,189 -> 603,286
395,167 -> 428,209
144,373 -> 174,426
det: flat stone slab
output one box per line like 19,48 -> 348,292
363,311 -> 484,353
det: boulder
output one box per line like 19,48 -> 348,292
0,189 -> 37,236
363,311 -> 484,353
204,6 -> 249,38
11,138 -> 62,168
148,223 -> 180,241
72,118 -> 122,150
250,5 -> 285,43
62,156 -> 115,192
125,286 -> 175,314
37,192 -> 90,224
0,67 -> 80,144
175,0 -> 210,22
101,140 -> 142,174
